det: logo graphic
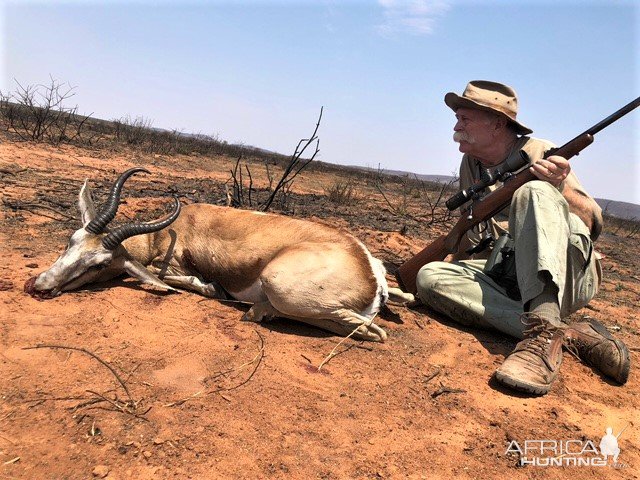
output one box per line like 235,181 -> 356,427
600,425 -> 629,466
505,423 -> 630,468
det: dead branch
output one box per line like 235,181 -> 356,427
165,329 -> 265,407
230,156 -> 243,207
420,174 -> 458,226
373,173 -> 419,221
69,397 -> 106,410
424,367 -> 442,384
245,163 -> 253,207
0,166 -> 27,175
164,390 -> 203,408
23,344 -> 133,402
208,329 -> 265,393
85,390 -> 151,419
431,383 -> 466,398
226,156 -> 255,208
317,325 -> 360,372
261,107 -> 322,211
2,199 -> 75,221
20,395 -> 88,405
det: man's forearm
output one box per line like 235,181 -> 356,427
562,186 -> 603,240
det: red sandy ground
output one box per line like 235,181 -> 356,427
1,137 -> 639,479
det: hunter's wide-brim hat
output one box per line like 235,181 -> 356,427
445,80 -> 533,135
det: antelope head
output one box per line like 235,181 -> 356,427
25,167 -> 181,299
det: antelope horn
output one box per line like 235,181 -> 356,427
102,196 -> 181,250
85,167 -> 150,234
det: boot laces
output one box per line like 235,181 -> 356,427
519,314 -> 559,358
565,336 -> 590,360
565,330 -> 607,365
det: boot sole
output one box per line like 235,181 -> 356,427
584,318 -> 631,384
494,370 -> 551,395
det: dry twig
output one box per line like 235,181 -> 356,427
3,200 -> 75,221
317,326 -> 361,372
23,344 -> 133,401
262,107 -> 323,211
85,389 -> 151,418
431,383 -> 466,398
424,367 -> 442,384
165,329 -> 265,407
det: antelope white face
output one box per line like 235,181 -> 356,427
25,168 -> 181,299
27,229 -> 119,298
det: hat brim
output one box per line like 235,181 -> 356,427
444,92 -> 533,135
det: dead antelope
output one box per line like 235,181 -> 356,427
26,168 -> 408,341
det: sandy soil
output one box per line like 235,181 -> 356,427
1,137 -> 639,479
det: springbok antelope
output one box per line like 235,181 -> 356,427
26,168 -> 411,341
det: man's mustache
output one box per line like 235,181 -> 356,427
453,131 -> 475,144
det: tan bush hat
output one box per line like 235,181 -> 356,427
444,80 -> 533,135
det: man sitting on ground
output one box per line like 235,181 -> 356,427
415,80 -> 630,395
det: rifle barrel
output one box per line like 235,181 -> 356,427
586,96 -> 640,136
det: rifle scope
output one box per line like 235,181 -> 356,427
445,150 -> 530,211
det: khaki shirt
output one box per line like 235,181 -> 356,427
459,136 -> 555,253
458,136 -> 600,272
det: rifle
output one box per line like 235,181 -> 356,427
395,96 -> 640,294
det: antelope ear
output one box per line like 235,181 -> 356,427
123,258 -> 179,292
79,180 -> 97,227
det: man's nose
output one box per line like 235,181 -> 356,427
454,120 -> 464,131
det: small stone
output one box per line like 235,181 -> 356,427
152,437 -> 164,445
142,450 -> 152,459
25,263 -> 38,268
92,465 -> 109,478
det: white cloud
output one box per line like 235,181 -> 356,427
377,0 -> 451,36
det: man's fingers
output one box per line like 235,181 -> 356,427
531,161 -> 554,177
529,159 -> 570,187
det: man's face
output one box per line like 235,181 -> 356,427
452,107 -> 498,156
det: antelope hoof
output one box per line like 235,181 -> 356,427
387,287 -> 418,306
241,305 -> 274,323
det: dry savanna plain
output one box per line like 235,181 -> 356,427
1,121 -> 639,479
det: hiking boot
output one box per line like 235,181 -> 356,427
564,318 -> 630,384
495,314 -> 564,395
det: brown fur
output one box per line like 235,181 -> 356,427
124,205 -> 378,309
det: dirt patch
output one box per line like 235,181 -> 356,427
1,136 -> 638,479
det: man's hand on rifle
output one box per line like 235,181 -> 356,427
529,155 -> 571,188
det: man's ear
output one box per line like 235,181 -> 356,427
78,180 -> 97,227
494,115 -> 509,132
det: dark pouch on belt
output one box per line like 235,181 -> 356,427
484,233 -> 521,301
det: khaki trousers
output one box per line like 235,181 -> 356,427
415,181 -> 599,340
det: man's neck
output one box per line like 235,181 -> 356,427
474,134 -> 520,167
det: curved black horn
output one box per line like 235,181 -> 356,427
85,167 -> 150,234
102,196 -> 181,250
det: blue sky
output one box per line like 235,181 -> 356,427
1,0 -> 638,203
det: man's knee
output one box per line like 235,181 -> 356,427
513,179 -> 562,203
416,262 -> 447,295
415,261 -> 450,300
510,180 -> 569,234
